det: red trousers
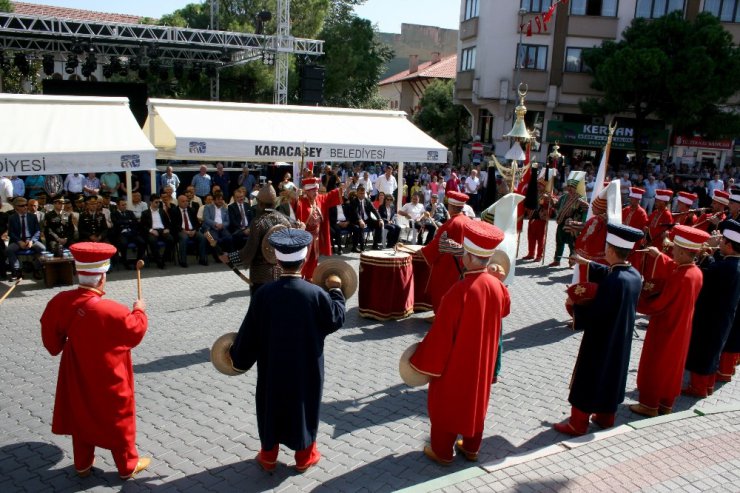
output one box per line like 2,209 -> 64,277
72,435 -> 139,476
429,425 -> 482,462
689,372 -> 716,395
718,352 -> 739,379
637,389 -> 676,410
259,442 -> 320,469
527,219 -> 546,259
568,406 -> 615,434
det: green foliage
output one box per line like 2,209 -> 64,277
413,79 -> 469,157
320,15 -> 393,107
0,60 -> 42,94
581,11 -> 740,159
0,0 -> 13,12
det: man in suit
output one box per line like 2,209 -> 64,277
0,206 -> 8,279
227,187 -> 252,251
78,196 -> 109,243
351,186 -> 383,251
6,197 -> 46,279
111,198 -> 146,270
201,191 -> 232,252
140,195 -> 174,269
172,194 -> 208,267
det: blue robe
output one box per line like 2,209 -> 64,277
686,256 -> 740,374
570,263 -> 642,413
230,276 -> 345,451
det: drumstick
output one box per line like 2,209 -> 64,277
0,278 -> 22,306
394,244 -> 418,255
135,260 -> 145,300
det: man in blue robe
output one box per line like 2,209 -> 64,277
684,219 -> 740,397
555,223 -> 644,436
230,229 -> 345,472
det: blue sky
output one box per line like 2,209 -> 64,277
22,0 -> 460,32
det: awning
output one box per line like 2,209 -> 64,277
144,98 -> 447,164
0,94 -> 157,176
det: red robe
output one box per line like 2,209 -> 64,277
410,269 -> 510,435
645,207 -> 673,247
636,256 -> 703,407
294,188 -> 342,280
622,205 -> 648,232
41,287 -> 148,451
676,211 -> 697,227
695,211 -> 726,233
575,214 -> 608,278
420,213 -> 471,312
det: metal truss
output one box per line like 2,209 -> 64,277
0,12 -> 324,65
273,0 -> 290,105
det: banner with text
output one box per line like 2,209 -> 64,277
545,121 -> 669,152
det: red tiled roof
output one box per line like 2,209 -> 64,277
10,2 -> 145,23
379,54 -> 457,86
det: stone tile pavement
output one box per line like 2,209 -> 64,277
0,220 -> 738,492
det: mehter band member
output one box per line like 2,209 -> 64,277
555,223 -> 643,436
41,242 -> 150,479
230,229 -> 346,473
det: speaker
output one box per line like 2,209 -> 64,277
300,64 -> 325,106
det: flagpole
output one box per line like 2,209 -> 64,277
540,143 -> 560,265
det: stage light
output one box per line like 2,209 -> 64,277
129,57 -> 141,71
109,56 -> 122,74
255,10 -> 272,35
149,58 -> 160,72
102,64 -> 113,79
118,63 -> 129,77
188,62 -> 202,81
42,54 -> 55,76
173,60 -> 184,79
65,53 -> 79,75
70,40 -> 84,55
14,53 -> 30,76
0,51 -> 9,72
84,53 -> 97,72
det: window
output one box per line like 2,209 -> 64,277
704,0 -> 740,22
564,48 -> 590,72
635,0 -> 684,18
570,0 -> 618,16
478,109 -> 493,143
520,0 -> 553,12
461,47 -> 476,71
464,0 -> 479,20
516,44 -> 548,70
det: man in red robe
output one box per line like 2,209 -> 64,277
622,187 -> 648,232
410,220 -> 509,464
645,189 -> 674,248
419,191 -> 471,321
674,191 -> 698,227
695,189 -> 728,234
522,179 -> 549,262
294,177 -> 344,281
572,187 -> 610,279
41,243 -> 150,479
631,226 -> 708,417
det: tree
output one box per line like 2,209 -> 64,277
581,11 -> 740,162
319,14 -> 393,108
0,1 -> 12,12
413,79 -> 470,164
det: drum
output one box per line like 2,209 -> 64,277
358,250 -> 414,320
405,244 -> 432,312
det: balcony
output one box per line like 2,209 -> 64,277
561,73 -> 601,96
455,70 -> 474,99
567,16 -> 618,39
511,69 -> 549,93
460,17 -> 478,40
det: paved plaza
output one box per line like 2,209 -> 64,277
1,222 -> 739,492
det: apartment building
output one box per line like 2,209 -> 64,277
455,0 -> 740,166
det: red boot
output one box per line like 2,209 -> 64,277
553,406 -> 589,436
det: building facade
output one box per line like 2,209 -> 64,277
455,0 -> 740,166
378,53 -> 457,113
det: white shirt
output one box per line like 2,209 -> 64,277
150,208 -> 165,230
465,176 -> 480,194
376,174 -> 398,195
128,201 -> 149,219
0,177 -> 13,205
214,206 -> 223,225
336,205 -> 347,222
401,202 -> 425,221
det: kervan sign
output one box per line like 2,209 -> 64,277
546,121 -> 670,152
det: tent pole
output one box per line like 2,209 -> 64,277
397,162 -> 404,212
147,100 -> 157,199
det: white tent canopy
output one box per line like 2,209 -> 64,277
143,98 -> 447,164
0,94 -> 157,176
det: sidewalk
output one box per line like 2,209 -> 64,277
0,219 -> 738,492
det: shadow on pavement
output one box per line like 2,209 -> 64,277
134,348 -> 210,374
322,384 -> 428,439
341,312 -> 429,342
500,318 -> 574,351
